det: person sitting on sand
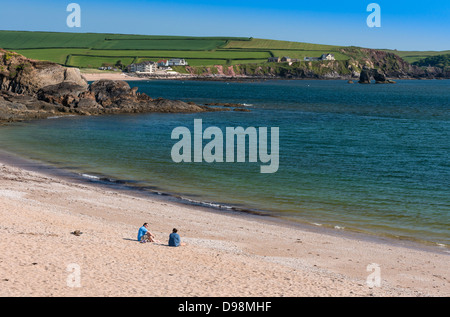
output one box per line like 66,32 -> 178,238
168,228 -> 185,247
137,223 -> 158,243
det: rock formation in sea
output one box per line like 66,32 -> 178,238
358,67 -> 372,84
0,49 -> 234,123
358,67 -> 396,84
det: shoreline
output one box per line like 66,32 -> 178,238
0,148 -> 448,296
1,147 -> 447,253
81,71 -> 450,83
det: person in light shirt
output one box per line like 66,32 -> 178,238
137,223 -> 158,243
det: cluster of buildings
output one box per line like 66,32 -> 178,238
268,54 -> 335,63
127,58 -> 188,74
102,53 -> 336,73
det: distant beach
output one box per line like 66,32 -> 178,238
81,71 -> 148,81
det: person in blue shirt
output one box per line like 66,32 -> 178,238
138,223 -> 157,243
168,228 -> 185,247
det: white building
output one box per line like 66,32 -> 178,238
168,58 -> 188,66
320,54 -> 335,61
128,61 -> 157,73
157,60 -> 169,68
304,53 -> 336,62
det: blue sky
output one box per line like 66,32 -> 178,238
0,0 -> 449,51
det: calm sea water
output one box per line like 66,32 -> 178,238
0,79 -> 449,246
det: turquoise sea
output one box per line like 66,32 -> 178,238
0,79 -> 449,246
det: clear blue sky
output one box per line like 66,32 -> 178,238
1,0 -> 449,51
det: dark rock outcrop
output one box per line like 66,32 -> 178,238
89,79 -> 133,103
0,90 -> 63,122
372,69 -> 395,84
358,67 -> 372,84
373,70 -> 387,83
358,67 -> 396,84
37,82 -> 88,106
32,79 -> 228,118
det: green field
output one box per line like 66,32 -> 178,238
1,30 -> 448,69
0,31 -> 261,67
14,48 -> 89,65
92,39 -> 229,50
225,38 -> 339,50
0,30 -> 346,68
382,49 -> 450,64
0,31 -> 105,49
67,55 -> 136,69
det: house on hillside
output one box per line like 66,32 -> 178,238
168,58 -> 188,66
304,53 -> 336,62
280,56 -> 292,63
321,53 -> 335,61
127,61 -> 157,73
157,60 -> 169,68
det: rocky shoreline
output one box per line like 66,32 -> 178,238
163,48 -> 450,81
0,50 -> 240,124
124,65 -> 449,83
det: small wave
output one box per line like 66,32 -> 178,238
80,173 -> 129,185
242,103 -> 253,107
81,173 -> 100,180
179,196 -> 234,210
334,226 -> 345,230
202,202 -> 221,208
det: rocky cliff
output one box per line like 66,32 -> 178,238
0,49 -> 233,123
176,47 -> 450,80
1,50 -> 88,95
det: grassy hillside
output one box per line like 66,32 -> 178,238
225,38 -> 339,50
1,30 -> 448,70
0,30 -> 261,68
412,54 -> 450,69
381,49 -> 450,64
0,30 -> 350,69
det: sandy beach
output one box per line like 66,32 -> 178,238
81,71 -> 194,82
0,157 -> 448,297
81,72 -> 148,82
